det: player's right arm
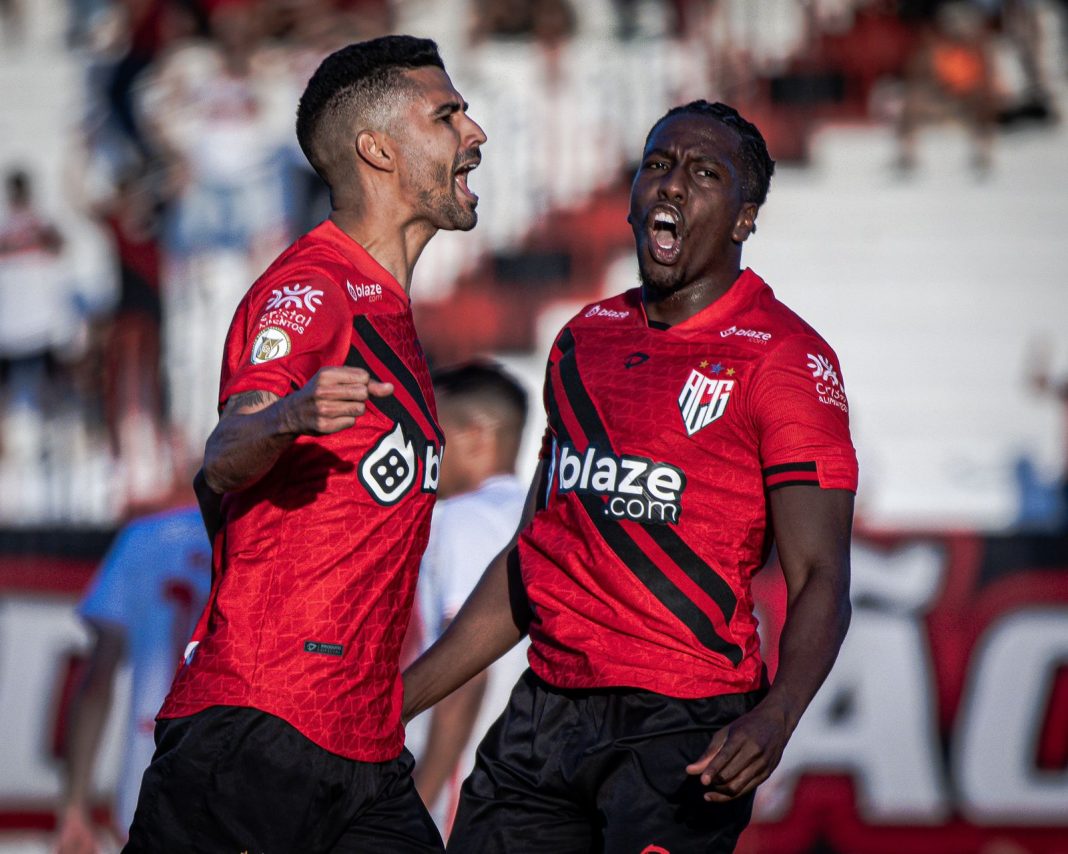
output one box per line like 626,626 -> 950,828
401,462 -> 543,722
202,367 -> 393,493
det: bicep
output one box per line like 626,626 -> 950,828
768,485 -> 854,598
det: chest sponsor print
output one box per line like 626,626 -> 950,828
347,280 -> 384,303
358,422 -> 442,505
554,440 -> 686,525
678,366 -> 735,436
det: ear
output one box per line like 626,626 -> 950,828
355,130 -> 396,173
732,202 -> 758,243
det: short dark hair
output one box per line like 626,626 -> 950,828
295,35 -> 444,183
432,360 -> 528,427
646,101 -> 775,207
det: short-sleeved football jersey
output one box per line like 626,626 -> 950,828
160,220 -> 444,762
521,269 -> 858,698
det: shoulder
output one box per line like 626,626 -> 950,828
737,277 -> 841,367
119,507 -> 209,550
553,290 -> 643,346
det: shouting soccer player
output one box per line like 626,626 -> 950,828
403,101 -> 857,853
125,36 -> 486,852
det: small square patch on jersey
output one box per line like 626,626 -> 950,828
304,641 -> 344,656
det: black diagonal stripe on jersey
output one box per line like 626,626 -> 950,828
345,344 -> 429,448
555,329 -> 607,446
352,316 -> 444,445
556,341 -> 738,624
578,493 -> 743,664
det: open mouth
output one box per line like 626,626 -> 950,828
648,206 -> 683,265
454,159 -> 480,204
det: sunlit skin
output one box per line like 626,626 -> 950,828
629,114 -> 758,327
329,66 -> 486,295
393,66 -> 487,233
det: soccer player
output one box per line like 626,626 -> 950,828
124,36 -> 486,853
55,506 -> 211,852
403,101 -> 857,853
407,362 -> 529,825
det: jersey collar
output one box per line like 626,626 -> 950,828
638,268 -> 767,335
316,219 -> 408,304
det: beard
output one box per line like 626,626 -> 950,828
636,245 -> 686,297
416,149 -> 479,232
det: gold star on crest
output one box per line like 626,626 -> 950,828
726,367 -> 736,376
699,360 -> 710,368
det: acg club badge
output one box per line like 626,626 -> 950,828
250,327 -> 291,364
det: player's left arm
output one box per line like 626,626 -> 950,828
412,615 -> 490,808
686,484 -> 853,801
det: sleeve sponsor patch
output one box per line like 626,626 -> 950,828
806,352 -> 849,413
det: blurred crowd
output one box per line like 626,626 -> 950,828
0,0 -> 1065,525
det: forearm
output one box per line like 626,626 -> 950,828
403,550 -> 523,721
413,670 -> 488,806
203,394 -> 295,492
760,571 -> 851,734
63,649 -> 120,807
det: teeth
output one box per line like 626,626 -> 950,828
653,211 -> 678,226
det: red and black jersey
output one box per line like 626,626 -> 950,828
520,269 -> 858,698
160,220 -> 443,762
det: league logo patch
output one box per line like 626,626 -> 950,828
250,327 -> 291,364
359,422 -> 417,505
678,367 -> 735,436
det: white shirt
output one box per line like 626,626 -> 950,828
416,474 -> 528,645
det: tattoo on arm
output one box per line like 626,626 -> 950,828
224,389 -> 279,416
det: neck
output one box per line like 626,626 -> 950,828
643,264 -> 743,326
329,203 -> 438,294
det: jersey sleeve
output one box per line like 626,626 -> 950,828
78,523 -> 144,633
219,276 -> 350,407
749,334 -> 858,493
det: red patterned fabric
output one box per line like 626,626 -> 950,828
160,220 -> 443,761
521,269 -> 858,698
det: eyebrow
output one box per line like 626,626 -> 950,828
431,99 -> 469,119
644,147 -> 727,168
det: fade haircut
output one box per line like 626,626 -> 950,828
432,360 -> 528,440
296,35 -> 445,186
646,101 -> 775,207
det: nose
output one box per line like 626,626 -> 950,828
657,163 -> 686,204
462,113 -> 488,149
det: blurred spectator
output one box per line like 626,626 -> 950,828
0,169 -> 80,460
54,503 -> 211,851
406,361 -> 529,832
140,0 -> 293,461
71,156 -> 168,501
984,0 -> 1058,127
896,1 -> 997,174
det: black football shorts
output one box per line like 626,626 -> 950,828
447,669 -> 765,854
124,704 -> 443,853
